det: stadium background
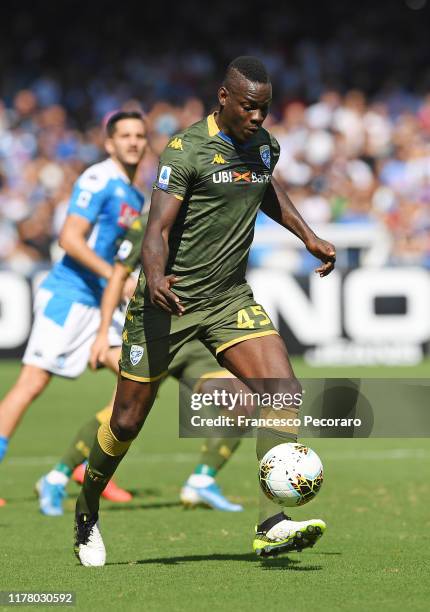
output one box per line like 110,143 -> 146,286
1,0 -> 430,363
1,2 -> 429,610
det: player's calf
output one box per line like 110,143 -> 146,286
73,463 -> 132,503
0,366 -> 51,439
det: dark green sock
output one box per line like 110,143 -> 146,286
196,437 -> 241,476
57,416 -> 100,474
256,428 -> 297,525
76,437 -> 128,516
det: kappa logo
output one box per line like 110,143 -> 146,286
130,344 -> 144,366
212,170 -> 272,184
168,137 -> 183,151
211,153 -> 227,164
259,145 -> 271,169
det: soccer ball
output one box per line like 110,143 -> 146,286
259,443 -> 323,507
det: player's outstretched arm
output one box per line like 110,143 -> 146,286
59,214 -> 113,280
261,178 -> 336,277
89,262 -> 130,370
141,189 -> 184,315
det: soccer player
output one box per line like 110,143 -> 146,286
0,111 -> 147,511
74,57 -> 336,566
38,213 -> 243,514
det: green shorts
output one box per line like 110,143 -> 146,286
168,339 -> 228,390
120,283 -> 278,382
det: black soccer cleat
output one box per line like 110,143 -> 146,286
74,511 -> 106,567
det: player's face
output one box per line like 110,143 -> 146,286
106,119 -> 147,167
218,80 -> 272,142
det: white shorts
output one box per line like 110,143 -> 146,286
23,288 -> 124,378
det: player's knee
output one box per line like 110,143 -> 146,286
112,417 -> 142,440
199,375 -> 241,398
110,381 -> 157,440
200,378 -> 222,395
110,402 -> 145,440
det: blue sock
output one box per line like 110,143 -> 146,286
0,436 -> 9,462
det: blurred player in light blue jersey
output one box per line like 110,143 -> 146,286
0,111 -> 147,512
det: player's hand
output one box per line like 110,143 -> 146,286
89,333 -> 110,370
147,274 -> 185,316
305,236 -> 336,277
122,275 -> 138,302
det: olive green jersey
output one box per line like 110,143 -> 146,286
152,113 -> 280,302
115,213 -> 149,272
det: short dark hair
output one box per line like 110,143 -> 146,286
105,110 -> 145,137
225,56 -> 270,85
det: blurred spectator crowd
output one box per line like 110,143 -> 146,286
1,0 -> 430,274
2,86 -> 430,274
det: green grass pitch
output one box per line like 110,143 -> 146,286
0,359 -> 429,611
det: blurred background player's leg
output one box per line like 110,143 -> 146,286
36,403 -> 132,517
181,436 -> 242,512
172,342 -> 243,511
36,346 -> 125,516
0,365 -> 52,508
1,291 -> 123,509
0,365 -> 52,455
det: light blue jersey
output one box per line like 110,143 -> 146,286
42,158 -> 144,311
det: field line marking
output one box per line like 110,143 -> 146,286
4,448 -> 430,466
